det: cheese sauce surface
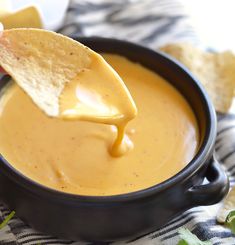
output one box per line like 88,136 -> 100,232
59,52 -> 137,157
0,54 -> 199,196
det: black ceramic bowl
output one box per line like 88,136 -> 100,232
0,37 -> 229,242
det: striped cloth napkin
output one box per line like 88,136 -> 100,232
0,0 -> 235,244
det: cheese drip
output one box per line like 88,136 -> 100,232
60,53 -> 137,157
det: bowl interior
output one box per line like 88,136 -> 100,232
0,37 -> 217,200
76,37 -> 215,147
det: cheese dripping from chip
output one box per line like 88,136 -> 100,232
0,28 -> 137,157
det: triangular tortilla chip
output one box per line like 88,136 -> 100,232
0,28 -> 136,121
160,43 -> 235,113
0,6 -> 43,29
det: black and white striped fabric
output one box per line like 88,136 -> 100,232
0,0 -> 235,244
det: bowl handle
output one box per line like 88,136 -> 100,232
187,154 -> 229,206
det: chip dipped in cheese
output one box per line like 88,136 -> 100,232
0,28 -> 137,156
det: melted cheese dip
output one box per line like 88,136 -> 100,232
0,54 -> 199,196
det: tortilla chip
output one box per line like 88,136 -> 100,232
0,6 -> 43,29
160,43 -> 235,113
0,28 -> 92,117
0,28 -> 136,121
217,187 -> 235,223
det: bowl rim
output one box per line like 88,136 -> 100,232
0,36 -> 217,203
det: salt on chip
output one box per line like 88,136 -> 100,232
217,187 -> 235,223
0,28 -> 93,117
160,43 -> 235,113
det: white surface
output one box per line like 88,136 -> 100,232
182,0 -> 235,114
182,0 -> 235,52
9,0 -> 69,30
7,0 -> 235,52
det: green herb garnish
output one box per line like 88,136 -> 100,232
0,211 -> 15,229
177,228 -> 212,245
225,210 -> 235,234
